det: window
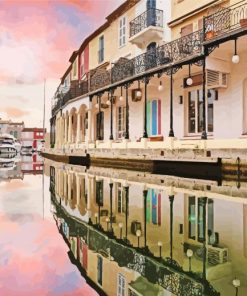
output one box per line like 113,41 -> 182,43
117,183 -> 125,213
97,256 -> 103,285
181,23 -> 193,37
117,273 -> 126,296
119,17 -> 126,47
98,36 -> 104,63
96,180 -> 104,206
187,89 -> 215,134
147,99 -> 161,136
117,106 -> 126,139
146,189 -> 161,225
73,60 -> 77,77
80,52 -> 84,76
188,196 -> 196,240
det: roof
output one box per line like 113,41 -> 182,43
60,0 -> 140,82
22,128 -> 46,132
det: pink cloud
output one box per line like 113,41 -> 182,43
3,107 -> 30,118
0,214 -> 98,296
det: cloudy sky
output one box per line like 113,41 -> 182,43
0,0 -> 123,129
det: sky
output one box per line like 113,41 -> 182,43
0,0 -> 123,129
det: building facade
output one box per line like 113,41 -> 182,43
0,119 -> 24,140
21,128 -> 46,150
49,0 -> 247,159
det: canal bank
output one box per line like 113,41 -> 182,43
42,148 -> 247,182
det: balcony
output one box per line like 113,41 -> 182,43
204,1 -> 247,42
129,8 -> 164,48
52,29 -> 203,115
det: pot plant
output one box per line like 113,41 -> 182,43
205,24 -> 215,40
240,18 -> 247,27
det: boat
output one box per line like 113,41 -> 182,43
0,134 -> 20,154
0,156 -> 16,171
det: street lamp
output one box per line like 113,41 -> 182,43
157,241 -> 163,258
118,222 -> 123,239
94,213 -> 98,224
232,277 -> 240,296
106,217 -> 110,231
186,249 -> 193,272
136,229 -> 141,248
232,39 -> 240,64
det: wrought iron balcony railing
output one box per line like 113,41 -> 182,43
204,0 -> 247,40
52,30 -> 203,115
112,30 -> 203,84
129,8 -> 163,38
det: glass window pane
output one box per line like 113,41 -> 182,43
207,90 -> 214,132
188,196 -> 196,239
188,91 -> 196,133
198,90 -> 203,133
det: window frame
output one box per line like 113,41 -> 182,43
119,16 -> 127,48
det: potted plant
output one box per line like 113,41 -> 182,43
240,18 -> 247,27
205,24 -> 215,40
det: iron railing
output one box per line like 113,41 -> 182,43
52,30 -> 203,114
112,30 -> 203,83
51,80 -> 88,116
204,1 -> 247,40
129,8 -> 163,37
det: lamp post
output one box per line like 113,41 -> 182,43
143,189 -> 148,248
186,249 -> 193,272
136,229 -> 141,248
124,185 -> 129,242
118,222 -> 123,239
158,241 -> 163,258
106,217 -> 110,232
94,212 -> 98,225
169,195 -> 174,259
232,278 -> 240,296
109,182 -> 113,233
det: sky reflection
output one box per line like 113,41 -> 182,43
0,175 -> 98,296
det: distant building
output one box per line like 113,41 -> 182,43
21,128 -> 46,149
0,119 -> 24,140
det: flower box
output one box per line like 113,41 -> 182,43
240,18 -> 247,27
205,30 -> 216,40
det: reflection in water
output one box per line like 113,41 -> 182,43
48,161 -> 247,296
0,154 -> 97,296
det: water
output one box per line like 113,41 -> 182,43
0,154 -> 97,296
1,155 -> 246,295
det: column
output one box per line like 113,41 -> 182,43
109,91 -> 113,140
68,173 -> 71,200
76,174 -> 80,206
68,115 -> 72,144
64,116 -> 68,144
143,79 -> 148,138
201,58 -> 207,139
109,182 -> 113,232
76,113 -> 81,144
169,69 -> 174,137
87,109 -> 92,143
125,84 -> 129,140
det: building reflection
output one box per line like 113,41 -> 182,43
49,161 -> 247,296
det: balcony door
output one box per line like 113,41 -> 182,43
146,0 -> 156,27
96,111 -> 104,140
187,88 -> 214,135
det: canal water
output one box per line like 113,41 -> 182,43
0,155 -> 246,295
